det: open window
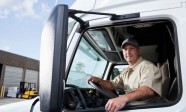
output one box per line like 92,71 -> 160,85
64,19 -> 181,111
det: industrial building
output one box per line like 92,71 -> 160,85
0,50 -> 39,97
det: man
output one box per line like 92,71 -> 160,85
88,37 -> 162,112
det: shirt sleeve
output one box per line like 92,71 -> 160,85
139,62 -> 162,96
110,69 -> 127,90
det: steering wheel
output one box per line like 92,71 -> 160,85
66,84 -> 87,109
88,80 -> 118,99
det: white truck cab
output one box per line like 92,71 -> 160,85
1,0 -> 185,112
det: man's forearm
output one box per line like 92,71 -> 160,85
120,86 -> 155,103
98,79 -> 115,90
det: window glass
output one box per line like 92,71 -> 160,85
88,30 -> 112,51
67,38 -> 107,88
68,18 -> 76,35
110,65 -> 128,80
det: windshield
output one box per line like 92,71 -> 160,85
67,37 -> 107,88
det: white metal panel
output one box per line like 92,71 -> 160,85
3,66 -> 23,87
71,0 -> 183,22
70,0 -> 96,11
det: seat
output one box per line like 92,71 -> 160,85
167,77 -> 177,101
167,57 -> 178,101
158,60 -> 171,98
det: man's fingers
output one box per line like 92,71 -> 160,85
87,77 -> 93,83
87,76 -> 97,84
105,98 -> 124,112
105,99 -> 114,111
105,100 -> 109,110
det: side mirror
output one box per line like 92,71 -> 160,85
39,5 -> 68,112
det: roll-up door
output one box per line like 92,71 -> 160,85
3,65 -> 23,87
25,69 -> 38,84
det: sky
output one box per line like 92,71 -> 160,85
0,0 -> 75,60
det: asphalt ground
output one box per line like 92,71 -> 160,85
0,97 -> 27,106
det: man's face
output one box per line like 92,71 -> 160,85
122,44 -> 140,65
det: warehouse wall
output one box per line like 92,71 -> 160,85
0,50 -> 39,97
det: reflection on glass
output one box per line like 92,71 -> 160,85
88,30 -> 111,51
67,38 -> 107,88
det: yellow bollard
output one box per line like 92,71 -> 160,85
0,86 -> 5,98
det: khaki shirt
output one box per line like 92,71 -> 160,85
111,57 -> 162,96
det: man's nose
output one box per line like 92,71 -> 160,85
126,49 -> 131,53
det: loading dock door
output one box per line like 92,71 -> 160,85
25,69 -> 38,83
3,65 -> 23,87
25,69 -> 39,91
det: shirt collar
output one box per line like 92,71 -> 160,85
127,56 -> 143,71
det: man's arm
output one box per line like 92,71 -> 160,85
105,86 -> 155,112
121,86 -> 155,102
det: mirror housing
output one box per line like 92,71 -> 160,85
39,5 -> 68,112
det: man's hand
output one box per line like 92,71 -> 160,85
105,86 -> 155,112
88,76 -> 101,84
87,76 -> 115,90
105,96 -> 127,112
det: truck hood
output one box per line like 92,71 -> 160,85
0,97 -> 40,112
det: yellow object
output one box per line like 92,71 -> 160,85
22,90 -> 38,99
0,86 -> 5,98
18,82 -> 38,99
